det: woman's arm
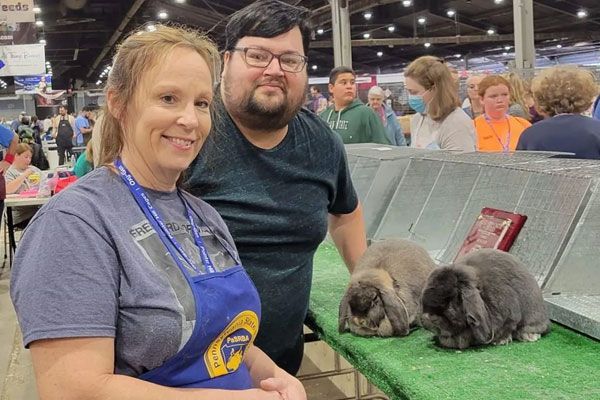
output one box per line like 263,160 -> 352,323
5,169 -> 32,194
30,337 -> 284,400
244,346 -> 306,400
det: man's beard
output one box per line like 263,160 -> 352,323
223,77 -> 305,131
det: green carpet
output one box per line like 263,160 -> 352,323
307,244 -> 600,400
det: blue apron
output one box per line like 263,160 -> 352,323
115,159 -> 261,389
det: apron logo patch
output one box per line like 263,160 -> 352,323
204,310 -> 259,378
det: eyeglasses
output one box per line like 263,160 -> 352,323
232,47 -> 308,73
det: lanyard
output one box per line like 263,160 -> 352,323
484,114 -> 511,153
115,158 -> 216,274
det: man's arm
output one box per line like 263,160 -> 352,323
0,130 -> 18,173
328,202 -> 367,274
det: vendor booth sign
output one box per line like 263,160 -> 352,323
15,74 -> 52,94
0,43 -> 45,76
0,21 -> 36,45
0,0 -> 35,23
35,89 -> 67,108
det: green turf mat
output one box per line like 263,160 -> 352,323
307,244 -> 600,400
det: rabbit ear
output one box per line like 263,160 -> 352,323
338,290 -> 351,333
461,285 -> 492,343
379,287 -> 410,336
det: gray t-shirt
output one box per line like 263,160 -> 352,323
10,167 -> 240,377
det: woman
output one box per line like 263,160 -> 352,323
73,140 -> 94,178
367,86 -> 406,146
4,143 -> 42,227
506,72 -> 532,121
517,66 -> 600,158
404,56 -> 476,151
10,25 -> 305,400
474,75 -> 531,152
462,75 -> 484,119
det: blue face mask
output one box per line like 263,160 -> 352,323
408,94 -> 427,114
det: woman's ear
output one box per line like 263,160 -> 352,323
106,89 -> 123,120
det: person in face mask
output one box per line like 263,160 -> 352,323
404,56 -> 476,151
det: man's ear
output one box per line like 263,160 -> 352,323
221,51 -> 231,81
328,83 -> 334,95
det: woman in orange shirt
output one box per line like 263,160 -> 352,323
474,75 -> 531,152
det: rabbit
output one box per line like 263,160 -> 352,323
420,248 -> 551,349
338,238 -> 436,337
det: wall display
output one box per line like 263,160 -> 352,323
0,43 -> 45,76
0,21 -> 36,45
15,74 -> 52,94
0,0 -> 35,23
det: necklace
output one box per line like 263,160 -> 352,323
484,114 -> 511,152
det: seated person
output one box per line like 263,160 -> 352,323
5,143 -> 42,227
517,66 -> 600,158
73,140 -> 94,178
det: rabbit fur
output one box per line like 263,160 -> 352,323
339,238 -> 436,337
421,249 -> 551,349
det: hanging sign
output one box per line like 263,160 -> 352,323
0,0 -> 35,23
0,43 -> 45,76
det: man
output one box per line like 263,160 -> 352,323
52,105 -> 76,165
319,67 -> 390,144
308,86 -> 327,114
0,124 -> 20,227
186,0 -> 367,375
74,106 -> 93,146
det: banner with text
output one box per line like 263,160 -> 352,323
0,0 -> 35,23
0,22 -> 36,45
15,74 -> 52,94
0,43 -> 45,76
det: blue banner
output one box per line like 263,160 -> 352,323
15,74 -> 52,94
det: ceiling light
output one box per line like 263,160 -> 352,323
146,24 -> 156,32
424,42 -> 431,48
363,12 -> 372,20
577,9 -> 588,19
494,0 -> 504,4
460,58 -> 464,61
96,80 -> 102,85
556,44 -> 562,48
39,39 -> 46,45
363,33 -> 371,39
504,45 -> 511,50
45,61 -> 50,65
487,28 -> 496,35
402,0 -> 412,7
157,10 -> 168,19
446,9 -> 456,18
317,28 -> 324,35
35,20 -> 44,27
387,25 -> 395,32
418,17 -> 426,25
33,6 -> 41,13
502,52 -> 508,56
174,0 -> 186,3
377,51 -> 383,57
454,53 -> 461,58
311,65 -> 318,71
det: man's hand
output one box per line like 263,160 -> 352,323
260,376 -> 307,400
0,160 -> 9,174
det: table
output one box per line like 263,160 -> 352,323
4,195 -> 51,267
308,243 -> 600,400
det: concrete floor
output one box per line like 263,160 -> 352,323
0,257 -> 344,400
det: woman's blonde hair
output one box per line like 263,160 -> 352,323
404,56 -> 459,122
531,66 -> 599,117
99,24 -> 220,166
15,143 -> 32,155
505,72 -> 531,120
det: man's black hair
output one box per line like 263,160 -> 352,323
329,66 -> 355,85
225,0 -> 312,56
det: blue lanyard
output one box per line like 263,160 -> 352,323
484,114 -> 511,153
115,158 -> 216,274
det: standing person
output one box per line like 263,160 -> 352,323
308,86 -> 328,114
474,75 -> 531,152
367,86 -> 406,146
11,24 -> 304,399
320,66 -> 390,144
462,75 -> 484,119
186,0 -> 367,375
74,106 -> 93,146
506,72 -> 532,121
52,105 -> 76,165
517,66 -> 600,158
404,56 -> 476,151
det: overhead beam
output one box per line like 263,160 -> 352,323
426,12 -> 489,34
533,0 -> 600,28
311,0 -> 402,27
310,31 -> 600,48
86,0 -> 148,78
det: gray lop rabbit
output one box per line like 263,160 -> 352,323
421,249 -> 551,349
338,238 -> 436,337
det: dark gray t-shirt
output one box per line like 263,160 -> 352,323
186,105 -> 358,372
10,167 -> 240,376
